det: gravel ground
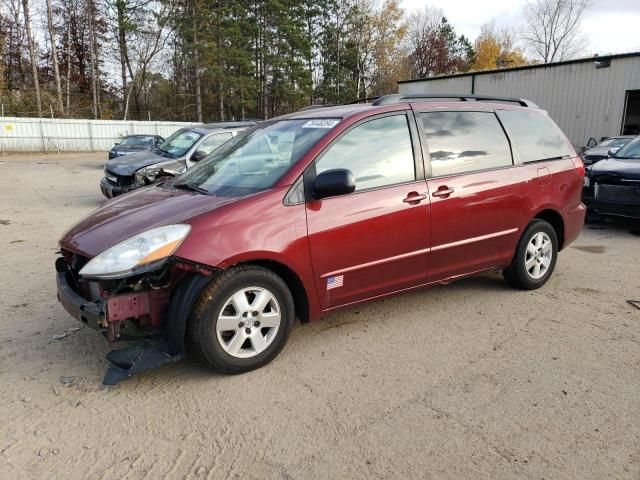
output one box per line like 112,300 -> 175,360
0,152 -> 639,480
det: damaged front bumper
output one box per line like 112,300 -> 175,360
55,257 -> 169,341
56,263 -> 105,330
55,254 -> 215,384
100,176 -> 137,199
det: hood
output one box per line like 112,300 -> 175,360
583,146 -> 611,157
111,144 -> 150,154
105,150 -> 181,176
60,185 -> 237,257
587,158 -> 640,181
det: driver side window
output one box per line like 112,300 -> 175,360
315,115 -> 415,191
198,132 -> 233,155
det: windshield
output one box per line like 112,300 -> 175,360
174,118 -> 340,196
157,129 -> 203,157
120,135 -> 154,146
599,137 -> 632,148
613,137 -> 640,159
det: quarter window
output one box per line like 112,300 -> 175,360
315,115 -> 415,191
420,111 -> 513,177
496,109 -> 573,163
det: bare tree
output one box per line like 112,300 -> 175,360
192,0 -> 202,122
21,0 -> 42,117
122,0 -> 174,120
404,6 -> 442,78
3,0 -> 27,89
87,0 -> 99,118
45,0 -> 64,113
522,0 -> 591,63
351,0 -> 376,98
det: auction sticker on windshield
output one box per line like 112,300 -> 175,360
302,120 -> 340,129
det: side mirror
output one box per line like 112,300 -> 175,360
607,147 -> 620,157
313,169 -> 355,199
113,142 -> 120,146
191,150 -> 207,162
585,137 -> 597,149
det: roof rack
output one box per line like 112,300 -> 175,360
372,94 -> 537,108
297,104 -> 333,111
298,97 -> 380,110
346,96 -> 381,104
201,121 -> 257,129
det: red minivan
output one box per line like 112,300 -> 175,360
56,94 -> 585,381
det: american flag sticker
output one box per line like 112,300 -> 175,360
326,275 -> 344,290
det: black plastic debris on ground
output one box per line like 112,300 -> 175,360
103,341 -> 182,385
627,300 -> 640,311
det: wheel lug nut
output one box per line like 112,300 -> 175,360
252,311 -> 258,317
242,312 -> 248,317
238,321 -> 244,328
254,321 -> 260,327
245,328 -> 251,334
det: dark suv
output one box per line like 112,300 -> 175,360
57,94 -> 585,382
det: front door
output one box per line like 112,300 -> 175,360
417,109 -> 526,282
305,113 -> 431,310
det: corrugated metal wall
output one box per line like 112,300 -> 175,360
0,118 -> 198,152
398,55 -> 640,146
401,75 -> 472,95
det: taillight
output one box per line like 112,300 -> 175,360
571,156 -> 585,177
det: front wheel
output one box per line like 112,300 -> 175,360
188,266 -> 295,374
503,219 -> 558,290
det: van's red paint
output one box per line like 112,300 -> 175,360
59,100 -> 585,325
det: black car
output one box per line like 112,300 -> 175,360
108,135 -> 164,159
581,135 -> 635,165
583,136 -> 640,220
101,122 -> 254,198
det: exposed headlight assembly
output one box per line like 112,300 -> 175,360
136,160 -> 184,184
79,224 -> 191,279
135,165 -> 161,184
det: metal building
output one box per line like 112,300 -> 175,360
398,52 -> 640,148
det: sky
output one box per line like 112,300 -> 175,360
400,0 -> 640,58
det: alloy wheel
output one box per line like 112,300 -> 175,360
215,287 -> 281,358
525,232 -> 553,279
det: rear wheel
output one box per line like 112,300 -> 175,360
503,219 -> 558,290
189,265 -> 295,374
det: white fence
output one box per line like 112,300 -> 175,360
0,117 -> 198,152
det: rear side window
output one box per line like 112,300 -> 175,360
497,109 -> 572,163
420,111 -> 512,177
315,115 -> 415,191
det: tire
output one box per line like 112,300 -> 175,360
503,219 -> 558,290
188,265 -> 295,374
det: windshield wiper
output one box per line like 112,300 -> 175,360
152,146 -> 177,158
173,182 -> 209,195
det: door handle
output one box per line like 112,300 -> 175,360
402,192 -> 427,204
432,187 -> 454,198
